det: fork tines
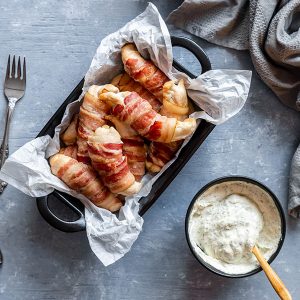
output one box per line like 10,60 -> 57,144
6,55 -> 26,82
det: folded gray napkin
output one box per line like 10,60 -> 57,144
168,0 -> 300,217
168,0 -> 300,110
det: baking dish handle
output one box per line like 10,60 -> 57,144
36,191 -> 86,232
170,36 -> 211,77
36,35 -> 211,232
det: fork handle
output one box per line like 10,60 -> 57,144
0,98 -> 16,192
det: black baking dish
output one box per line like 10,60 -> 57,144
36,36 -> 214,232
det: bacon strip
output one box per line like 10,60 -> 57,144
106,115 -> 147,181
121,44 -> 169,101
50,153 -> 122,212
122,138 -> 146,182
88,126 -> 142,195
111,73 -> 161,112
59,145 -> 78,159
101,91 -> 196,143
146,80 -> 192,173
77,84 -> 119,163
146,141 -> 182,173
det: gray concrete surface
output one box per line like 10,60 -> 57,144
0,1 -> 299,299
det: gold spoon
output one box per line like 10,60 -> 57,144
252,245 -> 292,300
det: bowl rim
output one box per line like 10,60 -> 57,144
185,176 -> 286,278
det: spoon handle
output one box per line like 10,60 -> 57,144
252,245 -> 292,300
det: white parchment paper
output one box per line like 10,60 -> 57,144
0,3 -> 252,266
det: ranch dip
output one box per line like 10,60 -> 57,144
188,181 -> 282,275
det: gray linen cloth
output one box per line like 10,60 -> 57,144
168,0 -> 300,110
289,147 -> 300,218
168,0 -> 300,217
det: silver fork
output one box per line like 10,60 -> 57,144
0,55 -> 26,193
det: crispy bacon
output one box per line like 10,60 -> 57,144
77,85 -> 118,163
101,91 -> 196,143
57,158 -> 74,178
88,127 -> 141,195
111,73 -> 161,112
77,154 -> 91,164
92,158 -> 123,173
104,115 -> 147,182
122,138 -> 144,148
104,162 -> 130,185
122,137 -> 146,181
146,79 -> 192,173
146,141 -> 182,173
50,154 -> 122,212
90,142 -> 122,158
145,121 -> 163,141
103,143 -> 123,151
112,104 -> 124,117
111,92 -> 157,135
130,110 -> 156,133
122,44 -> 169,101
59,145 -> 78,160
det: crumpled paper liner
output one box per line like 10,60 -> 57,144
0,3 -> 252,266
